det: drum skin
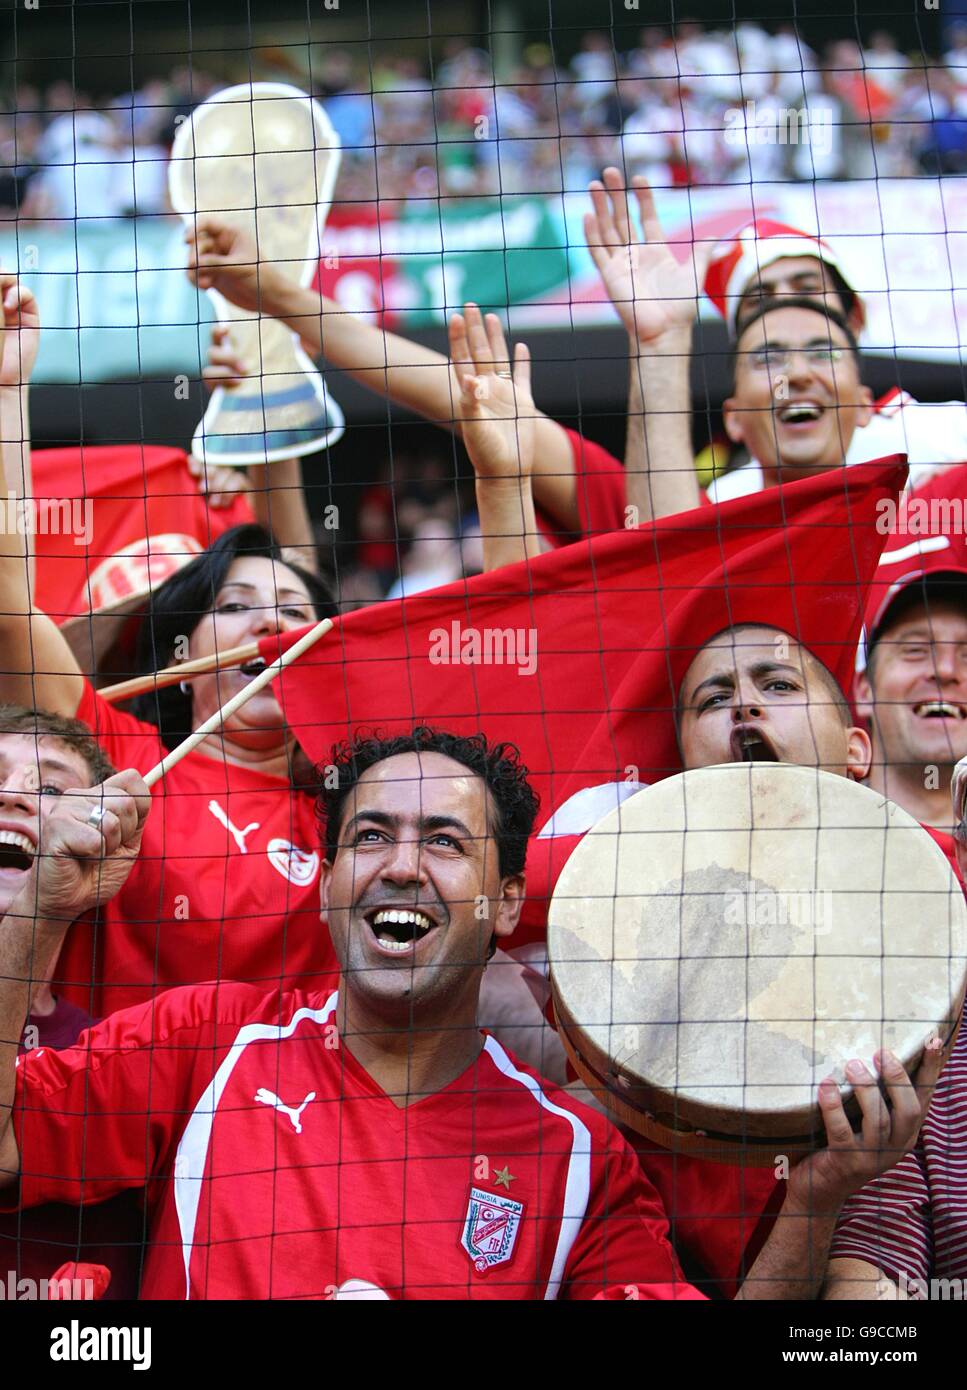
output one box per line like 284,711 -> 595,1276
548,764 -> 967,1164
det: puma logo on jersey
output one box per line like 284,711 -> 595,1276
254,1088 -> 316,1134
207,800 -> 261,854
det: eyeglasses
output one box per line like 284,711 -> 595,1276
745,345 -> 846,372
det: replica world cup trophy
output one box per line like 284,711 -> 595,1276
169,81 -> 344,465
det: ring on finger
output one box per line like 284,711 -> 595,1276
85,804 -> 107,830
495,369 -> 513,379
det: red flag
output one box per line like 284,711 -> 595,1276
863,460 -> 967,644
31,445 -> 253,626
268,459 -> 906,940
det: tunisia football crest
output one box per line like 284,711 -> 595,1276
461,1188 -> 524,1273
267,838 -> 320,886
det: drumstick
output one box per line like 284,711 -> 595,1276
99,640 -> 264,704
143,618 -> 333,789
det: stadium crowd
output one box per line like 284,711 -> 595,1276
0,20 -> 965,1307
4,20 -> 967,219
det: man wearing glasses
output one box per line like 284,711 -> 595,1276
717,296 -> 874,494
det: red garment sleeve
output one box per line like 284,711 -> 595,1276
9,982 -> 274,1210
635,1145 -> 783,1297
561,1127 -> 706,1301
534,429 -> 627,546
74,680 -> 165,776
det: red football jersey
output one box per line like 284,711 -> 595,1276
12,983 -> 704,1301
56,684 -> 336,1016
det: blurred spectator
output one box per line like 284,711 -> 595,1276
318,52 -> 376,158
725,73 -> 792,184
1,23 -> 951,216
627,27 -> 676,80
771,23 -> 823,103
915,67 -> 967,174
732,21 -> 779,101
25,103 -> 124,220
384,515 -> 462,599
621,78 -> 680,185
944,23 -> 967,78
790,73 -> 847,181
863,30 -> 911,96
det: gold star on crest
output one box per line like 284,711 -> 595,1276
493,1165 -> 515,1190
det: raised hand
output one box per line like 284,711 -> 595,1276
187,323 -> 253,508
448,304 -> 535,483
786,1040 -> 946,1215
0,275 -> 40,389
12,770 -> 152,924
584,168 -> 713,347
185,216 -> 292,316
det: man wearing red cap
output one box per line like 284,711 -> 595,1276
853,469 -> 967,878
703,217 -> 967,501
582,174 -> 875,523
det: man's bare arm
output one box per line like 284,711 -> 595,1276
448,308 -> 541,572
186,218 -> 582,532
0,278 -> 84,715
0,772 -> 151,1186
822,1257 -> 903,1300
585,171 -> 709,523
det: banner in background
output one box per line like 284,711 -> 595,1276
3,177 -> 967,383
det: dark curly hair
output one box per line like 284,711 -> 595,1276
0,705 -> 116,786
130,524 -> 336,749
320,726 -> 540,878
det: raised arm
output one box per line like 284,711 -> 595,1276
736,1043 -> 944,1300
0,770 -> 150,1186
0,278 -> 84,717
197,325 -> 319,574
185,217 -> 584,533
585,170 -> 709,524
448,306 -> 540,573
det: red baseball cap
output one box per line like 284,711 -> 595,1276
858,474 -> 967,670
704,219 -> 864,335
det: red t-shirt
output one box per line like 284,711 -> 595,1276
12,982 -> 704,1301
537,429 -> 715,548
56,684 -> 336,1017
536,429 -> 628,547
924,824 -> 963,888
566,429 -> 629,538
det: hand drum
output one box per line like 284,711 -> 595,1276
549,763 -> 967,1163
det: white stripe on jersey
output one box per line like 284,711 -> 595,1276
482,1034 -> 591,1300
173,991 -> 339,1301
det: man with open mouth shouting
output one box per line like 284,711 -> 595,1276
0,706 -> 117,1047
676,623 -> 871,778
0,725 -> 934,1300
